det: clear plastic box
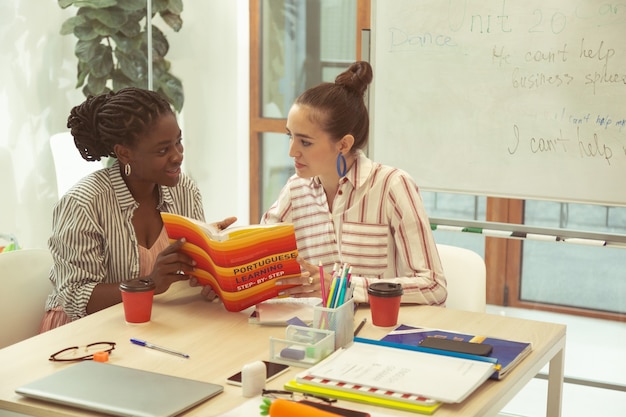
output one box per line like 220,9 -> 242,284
269,325 -> 335,368
313,298 -> 354,349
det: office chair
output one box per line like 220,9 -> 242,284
436,244 -> 486,312
0,249 -> 53,348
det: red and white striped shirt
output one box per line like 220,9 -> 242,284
262,151 -> 447,306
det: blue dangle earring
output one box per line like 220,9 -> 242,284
336,152 -> 347,177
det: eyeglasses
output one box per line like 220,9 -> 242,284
49,342 -> 116,362
261,389 -> 336,404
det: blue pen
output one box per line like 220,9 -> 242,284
130,338 -> 190,359
353,337 -> 498,365
331,276 -> 344,308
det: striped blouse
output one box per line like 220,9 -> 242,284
45,161 -> 205,320
261,151 -> 447,306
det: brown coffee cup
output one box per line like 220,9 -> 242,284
119,278 -> 156,324
367,282 -> 403,327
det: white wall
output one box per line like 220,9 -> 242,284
166,1 -> 250,226
0,1 -> 249,249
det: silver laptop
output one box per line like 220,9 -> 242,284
15,361 -> 223,417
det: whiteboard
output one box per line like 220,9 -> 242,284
370,0 -> 626,207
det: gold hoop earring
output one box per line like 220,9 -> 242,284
124,163 -> 131,177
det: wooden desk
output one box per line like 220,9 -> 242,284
0,282 -> 565,417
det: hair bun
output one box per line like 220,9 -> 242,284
335,61 -> 373,96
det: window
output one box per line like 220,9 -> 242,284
521,201 -> 626,314
251,0 -> 359,218
424,192 -> 487,258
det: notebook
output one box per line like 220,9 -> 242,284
15,361 -> 223,417
380,324 -> 532,379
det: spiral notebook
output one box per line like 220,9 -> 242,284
15,361 -> 223,417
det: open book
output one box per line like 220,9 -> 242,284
161,213 -> 301,312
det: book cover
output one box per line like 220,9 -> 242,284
161,213 -> 302,312
381,324 -> 533,379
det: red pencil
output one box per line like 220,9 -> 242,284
318,261 -> 327,304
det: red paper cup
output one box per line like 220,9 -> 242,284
367,282 -> 403,327
119,278 -> 156,324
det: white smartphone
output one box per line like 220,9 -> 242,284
225,361 -> 290,386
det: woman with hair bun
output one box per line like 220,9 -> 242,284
262,61 -> 447,307
40,87 -> 235,332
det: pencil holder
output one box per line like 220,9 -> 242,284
313,298 -> 354,350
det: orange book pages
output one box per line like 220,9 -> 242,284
208,233 -> 299,267
162,214 -> 298,267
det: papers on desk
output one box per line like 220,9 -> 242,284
293,340 -> 497,405
248,297 -> 321,325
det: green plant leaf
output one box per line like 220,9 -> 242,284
67,0 -> 117,9
157,73 -> 184,112
60,15 -> 86,35
76,61 -> 89,88
82,6 -> 128,29
116,0 -> 146,12
159,11 -> 183,32
116,49 -> 147,82
73,21 -> 100,41
152,0 -> 169,13
145,25 -> 169,58
112,69 -> 133,90
112,68 -> 148,90
152,57 -> 171,74
87,44 -> 114,78
58,0 -> 75,9
85,73 -> 109,96
167,0 -> 184,15
111,33 -> 141,54
91,19 -> 120,37
75,38 -> 102,62
118,13 -> 142,38
62,0 -> 185,111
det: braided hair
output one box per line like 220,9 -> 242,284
294,61 -> 373,150
67,87 -> 174,161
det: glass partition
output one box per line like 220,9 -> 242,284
522,201 -> 626,314
260,0 -> 356,118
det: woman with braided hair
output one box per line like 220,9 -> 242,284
40,87 -> 235,332
261,61 -> 447,307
